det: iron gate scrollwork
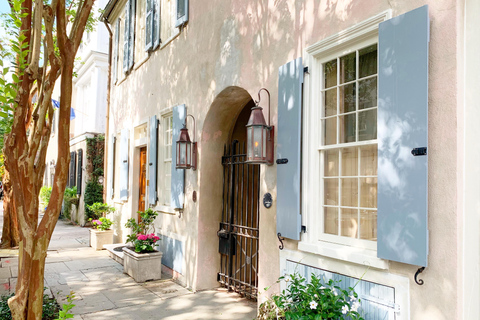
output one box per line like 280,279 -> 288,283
217,140 -> 260,300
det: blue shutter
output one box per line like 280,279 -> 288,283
276,58 -> 303,240
377,5 -> 429,267
148,115 -> 158,206
123,1 -> 130,73
107,134 -> 115,200
76,149 -> 83,194
128,0 -> 136,70
175,0 -> 188,27
69,151 -> 76,187
171,104 -> 185,209
119,129 -> 130,201
113,19 -> 120,82
152,0 -> 160,49
145,0 -> 153,51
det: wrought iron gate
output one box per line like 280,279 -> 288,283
217,140 -> 260,300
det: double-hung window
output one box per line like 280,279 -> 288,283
159,114 -> 173,207
320,42 -> 378,249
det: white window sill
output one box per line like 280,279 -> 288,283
153,205 -> 178,215
298,241 -> 389,270
112,198 -> 127,205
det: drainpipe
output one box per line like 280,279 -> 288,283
102,18 -> 113,202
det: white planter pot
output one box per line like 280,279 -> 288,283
89,229 -> 114,250
123,247 -> 163,282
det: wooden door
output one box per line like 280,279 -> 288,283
138,147 -> 147,218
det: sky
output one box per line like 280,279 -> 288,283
0,0 -> 8,39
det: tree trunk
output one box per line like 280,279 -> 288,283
1,171 -> 20,248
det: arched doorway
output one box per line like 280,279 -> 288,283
196,86 -> 260,298
217,100 -> 260,299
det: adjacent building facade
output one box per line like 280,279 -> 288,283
102,0 -> 480,319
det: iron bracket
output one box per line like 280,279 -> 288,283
414,267 -> 426,285
277,233 -> 285,250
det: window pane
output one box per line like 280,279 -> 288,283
341,178 -> 358,207
324,88 -> 337,117
340,52 -> 356,84
324,59 -> 337,89
340,208 -> 358,238
324,178 -> 339,205
360,210 -> 377,240
324,207 -> 338,235
339,83 -> 356,114
360,177 -> 377,208
324,150 -> 338,176
323,117 -> 337,145
358,109 -> 377,141
360,145 -> 377,176
359,44 -> 377,78
358,77 -> 377,110
341,147 -> 358,176
339,113 -> 356,143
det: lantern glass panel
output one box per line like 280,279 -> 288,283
247,127 -> 253,158
253,125 -> 264,159
186,142 -> 191,167
179,142 -> 187,165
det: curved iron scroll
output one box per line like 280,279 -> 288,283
277,233 -> 285,250
414,267 -> 425,285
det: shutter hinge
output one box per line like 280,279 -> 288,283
303,66 -> 309,74
301,225 -> 307,233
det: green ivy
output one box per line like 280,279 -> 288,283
84,134 -> 105,220
63,186 -> 78,219
1,290 -> 61,320
84,181 -> 103,220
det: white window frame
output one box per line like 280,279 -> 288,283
156,112 -> 174,211
299,11 -> 391,267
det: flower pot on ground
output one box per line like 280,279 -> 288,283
89,217 -> 114,250
123,246 -> 163,282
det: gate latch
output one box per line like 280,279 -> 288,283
217,230 -> 229,239
411,147 -> 427,156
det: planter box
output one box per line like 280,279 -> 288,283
123,247 -> 163,282
89,229 -> 114,250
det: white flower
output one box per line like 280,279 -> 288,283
349,295 -> 356,302
309,301 -> 318,310
314,294 -> 318,298
332,288 -> 338,296
342,305 -> 349,314
319,286 -> 326,290
351,301 -> 361,312
284,276 -> 290,282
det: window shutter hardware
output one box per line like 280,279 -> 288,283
411,147 -> 427,156
277,233 -> 285,250
276,158 -> 288,164
301,225 -> 306,233
414,267 -> 426,285
303,66 -> 309,74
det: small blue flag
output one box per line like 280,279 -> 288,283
51,99 -> 60,109
70,108 -> 75,120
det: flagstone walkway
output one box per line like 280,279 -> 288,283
0,202 -> 257,319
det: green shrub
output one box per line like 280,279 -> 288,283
90,217 -> 114,231
125,208 -> 158,245
1,291 -> 61,320
84,181 -> 103,220
62,186 -> 78,219
40,186 -> 52,207
257,273 -> 364,320
86,202 -> 115,220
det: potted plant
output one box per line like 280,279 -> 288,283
87,203 -> 115,250
257,272 -> 365,320
123,208 -> 162,282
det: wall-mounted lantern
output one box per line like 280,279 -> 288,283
176,114 -> 197,170
246,88 -> 274,165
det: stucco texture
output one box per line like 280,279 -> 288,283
106,0 -> 463,318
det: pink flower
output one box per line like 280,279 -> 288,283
93,220 -> 102,225
137,234 -> 147,241
147,234 -> 154,239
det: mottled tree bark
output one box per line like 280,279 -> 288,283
2,0 -> 95,318
0,171 -> 20,248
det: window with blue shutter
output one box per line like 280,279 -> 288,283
119,129 -> 130,201
148,115 -> 158,206
153,0 -> 160,49
76,149 -> 83,195
128,0 -> 136,70
123,0 -> 130,73
113,19 -> 120,82
145,0 -> 153,51
277,58 -> 303,240
69,151 -> 76,188
107,135 -> 115,200
175,0 -> 188,27
377,5 -> 429,267
170,104 -> 185,209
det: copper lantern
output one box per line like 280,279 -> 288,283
176,115 -> 197,170
246,88 -> 274,165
